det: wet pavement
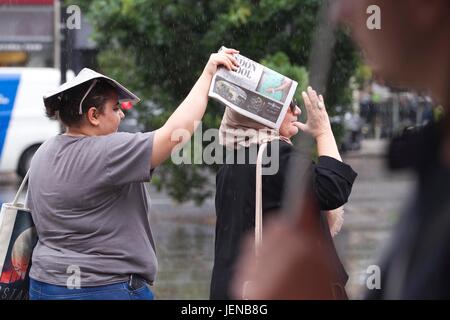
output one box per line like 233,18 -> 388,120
335,139 -> 415,299
0,139 -> 416,299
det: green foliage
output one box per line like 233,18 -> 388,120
77,0 -> 358,203
355,63 -> 373,90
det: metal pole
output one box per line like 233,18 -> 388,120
60,3 -> 68,84
392,92 -> 400,135
53,0 -> 61,70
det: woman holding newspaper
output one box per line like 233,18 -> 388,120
25,48 -> 239,300
210,86 -> 357,300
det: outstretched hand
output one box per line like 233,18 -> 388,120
203,47 -> 240,76
294,86 -> 332,139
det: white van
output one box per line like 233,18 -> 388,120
0,68 -> 73,178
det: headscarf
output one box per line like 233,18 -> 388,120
218,107 -> 291,149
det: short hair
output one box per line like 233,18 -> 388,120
44,79 -> 118,127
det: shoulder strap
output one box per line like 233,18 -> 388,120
12,170 -> 30,206
255,142 -> 268,258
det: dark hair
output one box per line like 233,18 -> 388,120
44,79 -> 118,127
289,98 -> 298,112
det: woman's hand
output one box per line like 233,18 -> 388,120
294,86 -> 342,161
203,48 -> 240,76
294,86 -> 332,139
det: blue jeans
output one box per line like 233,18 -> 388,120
29,278 -> 154,300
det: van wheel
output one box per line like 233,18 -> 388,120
17,145 -> 40,178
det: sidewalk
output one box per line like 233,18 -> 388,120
338,138 -> 415,299
344,139 -> 389,159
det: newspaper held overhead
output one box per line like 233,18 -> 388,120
208,47 -> 298,129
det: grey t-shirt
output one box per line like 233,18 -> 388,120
26,132 -> 157,287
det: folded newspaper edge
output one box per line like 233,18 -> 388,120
208,47 -> 298,129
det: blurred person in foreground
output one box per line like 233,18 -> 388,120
231,0 -> 450,299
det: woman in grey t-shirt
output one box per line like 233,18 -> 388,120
26,48 -> 239,300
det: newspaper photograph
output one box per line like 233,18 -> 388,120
208,47 -> 298,129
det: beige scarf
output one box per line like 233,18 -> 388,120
218,107 -> 291,149
218,107 -> 344,236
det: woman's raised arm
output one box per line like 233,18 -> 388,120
151,48 -> 239,167
295,86 -> 342,161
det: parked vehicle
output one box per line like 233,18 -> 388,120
118,103 -> 145,133
0,68 -> 73,178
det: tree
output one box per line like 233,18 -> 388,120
76,0 -> 358,203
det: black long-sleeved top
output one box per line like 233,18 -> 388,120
210,140 -> 357,300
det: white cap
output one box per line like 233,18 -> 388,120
43,68 -> 140,114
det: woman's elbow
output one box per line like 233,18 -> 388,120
314,180 -> 353,210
